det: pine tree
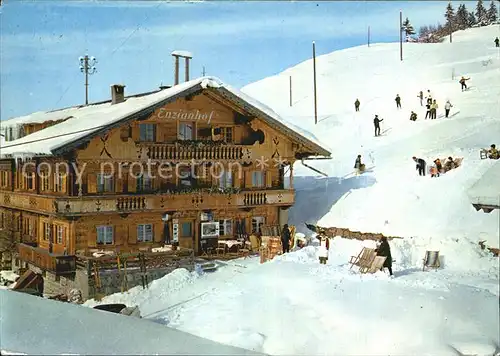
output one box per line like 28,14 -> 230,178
456,4 -> 470,30
487,0 -> 498,24
468,11 -> 477,26
476,0 -> 488,25
445,2 -> 456,34
402,17 -> 416,40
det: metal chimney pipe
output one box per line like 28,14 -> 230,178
174,56 -> 180,85
185,57 -> 190,82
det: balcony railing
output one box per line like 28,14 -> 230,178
140,143 -> 251,161
54,189 -> 295,215
17,243 -> 76,275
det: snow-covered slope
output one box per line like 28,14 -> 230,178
242,25 -> 500,246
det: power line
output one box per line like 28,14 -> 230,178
54,1 -> 165,107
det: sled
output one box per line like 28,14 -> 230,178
422,250 -> 440,271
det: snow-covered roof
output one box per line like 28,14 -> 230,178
0,76 -> 331,158
468,162 -> 500,210
0,289 -> 262,355
171,50 -> 193,58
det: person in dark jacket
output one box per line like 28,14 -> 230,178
373,115 -> 383,136
495,37 -> 499,48
354,99 -> 360,112
413,156 -> 426,176
425,102 -> 431,119
395,94 -> 401,109
281,224 -> 291,254
375,236 -> 393,276
410,111 -> 417,121
354,154 -> 364,175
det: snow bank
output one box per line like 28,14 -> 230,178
1,289 -> 263,355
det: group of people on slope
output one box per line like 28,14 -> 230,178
483,144 -> 499,160
412,156 -> 459,177
413,90 -> 454,121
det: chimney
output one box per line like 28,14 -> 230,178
111,84 -> 125,104
171,50 -> 193,85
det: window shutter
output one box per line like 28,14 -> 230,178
265,171 -> 272,188
61,174 -> 67,193
87,174 -> 97,194
128,174 -> 137,193
116,174 -> 124,193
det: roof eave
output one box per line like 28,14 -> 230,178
471,203 -> 500,213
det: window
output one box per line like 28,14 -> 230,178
219,219 -> 233,236
137,224 -> 153,242
54,173 -> 65,192
251,171 -> 264,188
43,222 -> 52,241
0,171 -> 9,188
26,173 -> 35,190
56,225 -> 64,244
40,173 -> 50,191
252,217 -> 265,233
219,171 -> 233,189
178,122 -> 194,140
97,174 -> 114,193
179,166 -> 194,187
97,225 -> 113,245
136,173 -> 153,192
220,127 -> 233,143
181,222 -> 192,237
139,123 -> 156,142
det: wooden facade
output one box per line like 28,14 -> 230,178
1,86 -> 329,273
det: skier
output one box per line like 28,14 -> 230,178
430,99 -> 438,119
318,235 -> 330,264
395,94 -> 401,109
425,90 -> 433,104
373,114 -> 383,136
495,37 -> 500,48
375,236 -> 393,276
354,99 -> 360,112
413,156 -> 426,176
417,91 -> 424,106
444,100 -> 453,118
410,111 -> 417,121
354,154 -> 364,175
434,158 -> 443,173
425,102 -> 431,119
459,76 -> 470,91
281,224 -> 291,254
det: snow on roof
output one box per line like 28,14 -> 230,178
171,50 -> 193,58
0,76 -> 330,158
221,83 -> 331,156
468,162 -> 500,208
1,289 -> 262,355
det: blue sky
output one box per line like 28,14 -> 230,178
1,1 -> 448,120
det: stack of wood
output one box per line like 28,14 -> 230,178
48,294 -> 69,302
260,237 -> 282,264
305,223 -> 403,241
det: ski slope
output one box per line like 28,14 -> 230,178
242,25 -> 500,246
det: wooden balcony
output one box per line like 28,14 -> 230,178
0,191 -> 57,214
17,243 -> 76,275
54,189 -> 295,215
140,143 -> 252,161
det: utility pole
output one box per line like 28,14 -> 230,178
312,41 -> 318,125
449,1 -> 453,43
289,76 -> 292,107
79,55 -> 97,105
368,26 -> 370,47
399,10 -> 403,61
202,66 -> 206,76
